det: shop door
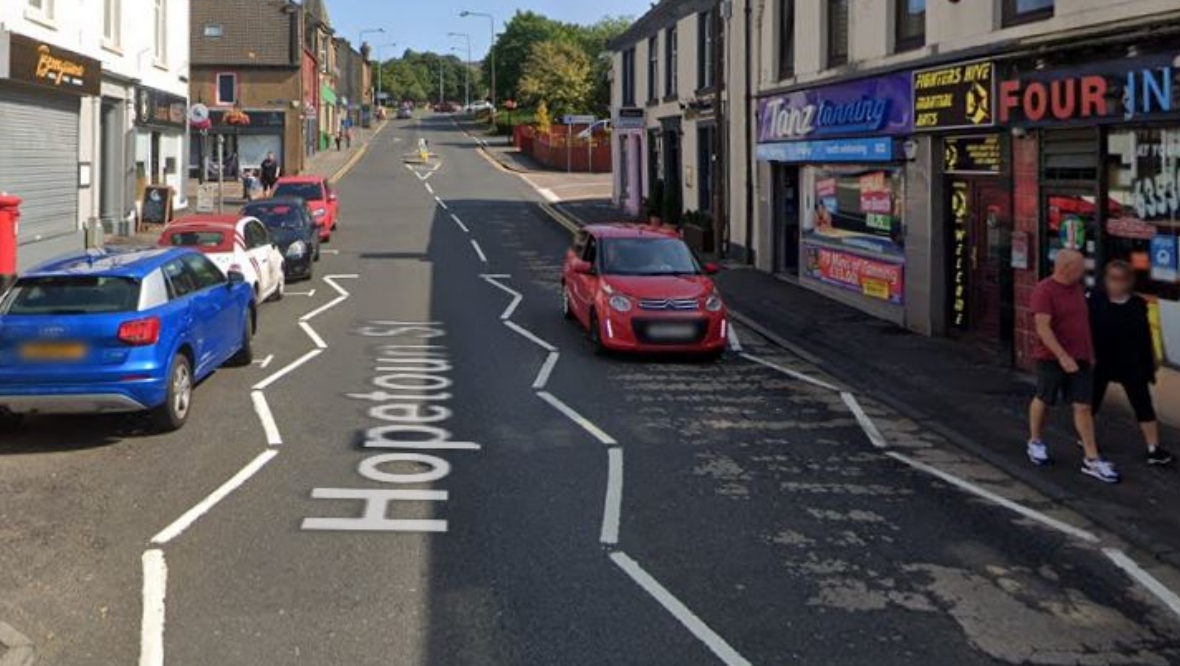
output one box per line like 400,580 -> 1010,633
774,165 -> 800,274
968,182 -> 1010,342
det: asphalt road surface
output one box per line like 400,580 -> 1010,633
2,115 -> 1180,666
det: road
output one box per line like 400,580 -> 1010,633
2,114 -> 1179,666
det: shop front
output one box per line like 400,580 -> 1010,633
0,29 -> 100,270
190,109 -> 286,181
134,85 -> 188,214
614,107 -> 647,216
756,72 -> 914,324
997,49 -> 1180,370
911,60 -> 1015,350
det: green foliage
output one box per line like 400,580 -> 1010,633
535,102 -> 552,135
377,49 -> 481,105
519,40 -> 592,117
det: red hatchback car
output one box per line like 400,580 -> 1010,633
273,176 -> 338,241
561,224 -> 728,357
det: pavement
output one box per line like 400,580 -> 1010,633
2,114 -> 1180,665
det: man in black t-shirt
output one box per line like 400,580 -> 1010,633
260,152 -> 280,196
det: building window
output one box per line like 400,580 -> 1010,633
1003,0 -> 1054,26
621,48 -> 636,107
103,0 -> 121,47
895,0 -> 924,52
698,10 -> 715,90
203,23 -> 223,38
665,27 -> 678,98
216,73 -> 237,105
778,0 -> 795,79
27,0 -> 54,22
827,0 -> 849,68
152,0 -> 167,65
647,36 -> 659,103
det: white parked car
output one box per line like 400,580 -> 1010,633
158,215 -> 286,302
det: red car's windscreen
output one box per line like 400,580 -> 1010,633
163,230 -> 234,253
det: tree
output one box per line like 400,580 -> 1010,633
518,39 -> 592,117
577,17 -> 632,113
485,11 -> 573,102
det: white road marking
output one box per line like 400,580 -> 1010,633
610,551 -> 754,666
320,249 -> 340,255
480,273 -> 511,279
253,349 -> 324,391
138,549 -> 167,666
299,274 -> 356,322
532,351 -> 560,390
740,352 -> 841,392
504,320 -> 557,352
284,289 -> 317,297
150,450 -> 279,545
885,450 -> 1100,543
1103,548 -> 1180,621
480,275 -> 522,320
601,447 -> 624,545
251,391 -> 283,446
469,239 -> 488,263
841,391 -> 887,449
434,196 -> 449,210
253,354 -> 274,369
727,325 -> 742,352
536,390 -> 617,446
424,182 -> 434,195
300,321 -> 328,349
450,213 -> 470,233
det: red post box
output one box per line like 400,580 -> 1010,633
0,194 -> 21,292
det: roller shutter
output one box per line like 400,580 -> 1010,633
0,88 -> 79,242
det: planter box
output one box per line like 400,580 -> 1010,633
682,224 -> 715,254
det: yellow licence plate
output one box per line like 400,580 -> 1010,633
21,342 -> 87,361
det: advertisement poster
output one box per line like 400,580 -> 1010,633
804,245 -> 905,304
807,167 -> 905,258
1152,234 -> 1179,282
859,172 -> 892,214
950,181 -> 970,329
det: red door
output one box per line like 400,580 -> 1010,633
968,182 -> 1010,342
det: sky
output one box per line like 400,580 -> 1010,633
329,0 -> 647,60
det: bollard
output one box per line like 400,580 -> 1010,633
0,194 -> 22,293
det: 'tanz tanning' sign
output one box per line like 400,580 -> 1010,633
758,73 -> 914,142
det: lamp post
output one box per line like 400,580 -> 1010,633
375,42 -> 397,109
459,10 -> 495,122
447,32 -> 471,109
359,28 -> 385,120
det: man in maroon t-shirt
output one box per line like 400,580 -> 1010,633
1027,249 -> 1119,483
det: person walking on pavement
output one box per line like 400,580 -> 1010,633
334,131 -> 343,151
260,152 -> 280,197
1090,260 -> 1173,466
1027,249 -> 1120,483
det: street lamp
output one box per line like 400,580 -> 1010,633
459,10 -> 496,121
375,42 -> 397,108
447,32 -> 471,109
358,27 -> 384,46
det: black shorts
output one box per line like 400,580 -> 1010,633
1035,360 -> 1094,406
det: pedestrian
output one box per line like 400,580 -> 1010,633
1090,260 -> 1173,466
1027,249 -> 1120,483
335,131 -> 342,151
345,127 -> 352,149
260,151 -> 280,197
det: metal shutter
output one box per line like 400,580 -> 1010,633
0,89 -> 79,242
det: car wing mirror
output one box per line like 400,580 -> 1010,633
703,262 -> 722,275
227,270 -> 247,286
573,259 -> 595,275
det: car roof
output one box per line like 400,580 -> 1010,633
584,223 -> 683,240
244,197 -> 308,208
275,175 -> 325,184
24,246 -> 193,279
161,216 -> 247,232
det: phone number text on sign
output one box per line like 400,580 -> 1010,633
804,244 -> 905,304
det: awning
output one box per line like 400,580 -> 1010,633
320,83 -> 337,105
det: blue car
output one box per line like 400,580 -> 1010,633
0,247 -> 257,432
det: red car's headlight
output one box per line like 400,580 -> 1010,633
705,293 -> 724,312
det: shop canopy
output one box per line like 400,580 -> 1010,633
320,83 -> 337,105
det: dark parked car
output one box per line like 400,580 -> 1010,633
240,198 -> 321,281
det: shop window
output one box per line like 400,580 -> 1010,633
665,27 -> 678,98
647,36 -> 659,103
1105,128 -> 1180,302
827,0 -> 849,68
216,73 -> 237,106
803,167 -> 905,304
895,0 -> 925,53
778,0 -> 795,79
1003,0 -> 1053,27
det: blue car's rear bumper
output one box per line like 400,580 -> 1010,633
0,377 -> 168,414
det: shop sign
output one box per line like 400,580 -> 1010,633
1059,215 -> 1087,250
136,86 -> 187,130
757,72 -> 913,142
914,61 -> 994,130
804,245 -> 905,304
615,107 -> 645,130
0,31 -> 101,96
1011,231 -> 1030,270
1152,235 -> 1179,282
998,53 -> 1180,128
207,110 -> 285,130
944,134 -> 1003,175
950,181 -> 970,329
755,137 -> 894,163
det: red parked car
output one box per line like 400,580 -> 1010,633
273,176 -> 338,241
561,224 -> 728,357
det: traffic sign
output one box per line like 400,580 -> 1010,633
562,114 -> 595,125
